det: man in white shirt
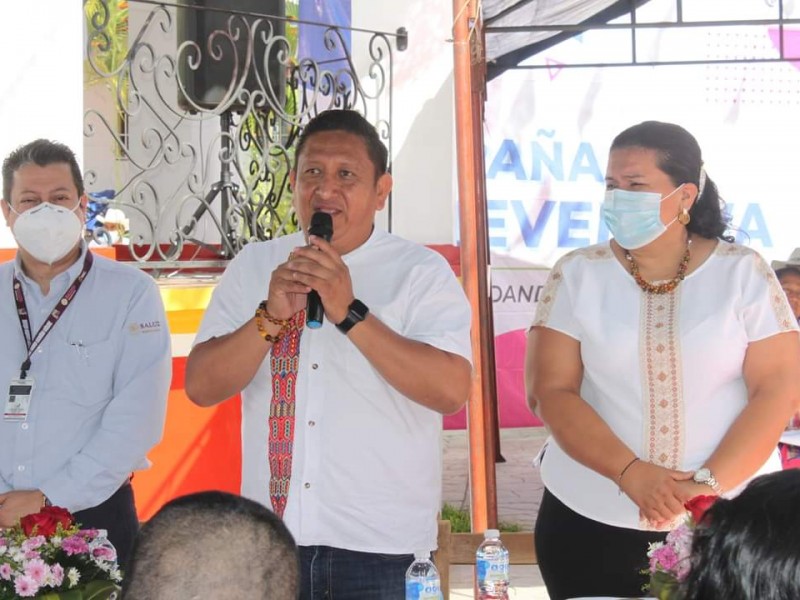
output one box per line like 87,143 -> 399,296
186,109 -> 472,599
0,140 -> 171,572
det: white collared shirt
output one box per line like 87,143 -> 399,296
195,228 -> 472,553
534,241 -> 798,529
0,245 -> 172,511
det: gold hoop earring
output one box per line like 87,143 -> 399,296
678,208 -> 691,226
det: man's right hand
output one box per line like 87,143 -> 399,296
265,249 -> 313,320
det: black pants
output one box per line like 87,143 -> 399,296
535,487 -> 667,600
74,482 -> 138,575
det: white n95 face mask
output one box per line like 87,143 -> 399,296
12,202 -> 84,265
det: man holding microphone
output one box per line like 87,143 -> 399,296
186,109 -> 472,599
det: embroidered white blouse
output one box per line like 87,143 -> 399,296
533,241 -> 799,530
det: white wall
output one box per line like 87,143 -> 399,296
352,1 -> 458,245
0,0 -> 83,247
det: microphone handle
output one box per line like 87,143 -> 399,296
305,227 -> 332,329
306,290 -> 324,329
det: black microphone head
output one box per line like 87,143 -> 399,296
308,212 -> 333,241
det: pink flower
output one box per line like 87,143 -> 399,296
61,535 -> 90,556
22,536 -> 46,552
79,528 -> 100,540
0,563 -> 12,580
50,563 -> 65,587
92,545 -> 117,561
24,558 -> 48,584
14,574 -> 40,597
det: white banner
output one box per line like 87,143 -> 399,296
484,0 -> 800,426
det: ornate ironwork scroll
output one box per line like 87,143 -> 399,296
83,0 -> 399,273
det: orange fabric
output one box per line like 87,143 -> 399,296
132,358 -> 242,521
0,247 -> 116,264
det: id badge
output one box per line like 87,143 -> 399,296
4,378 -> 34,422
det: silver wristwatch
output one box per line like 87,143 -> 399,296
693,467 -> 722,494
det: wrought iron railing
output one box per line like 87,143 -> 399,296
83,0 -> 406,274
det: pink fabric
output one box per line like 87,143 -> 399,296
443,329 -> 543,430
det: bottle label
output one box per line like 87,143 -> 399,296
405,577 -> 440,600
477,557 -> 509,583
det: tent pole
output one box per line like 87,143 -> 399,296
452,0 -> 498,533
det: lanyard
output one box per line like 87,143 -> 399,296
13,251 -> 94,379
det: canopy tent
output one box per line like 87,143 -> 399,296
484,0 -> 651,80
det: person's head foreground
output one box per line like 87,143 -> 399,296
776,265 -> 800,320
124,491 -> 300,599
290,109 -> 393,255
681,470 -> 800,600
606,120 -> 730,244
2,139 -> 87,266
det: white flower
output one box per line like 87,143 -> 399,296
67,566 -> 81,588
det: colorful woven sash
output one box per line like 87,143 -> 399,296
268,310 -> 305,518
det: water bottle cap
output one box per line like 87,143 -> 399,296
414,550 -> 430,560
484,528 -> 500,539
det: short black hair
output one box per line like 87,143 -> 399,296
295,109 -> 388,179
681,470 -> 800,600
611,121 -> 731,242
124,491 -> 299,599
2,139 -> 84,202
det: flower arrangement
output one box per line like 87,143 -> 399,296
645,495 -> 718,600
0,506 -> 122,599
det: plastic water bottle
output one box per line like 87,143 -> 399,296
405,551 -> 442,600
475,529 -> 510,599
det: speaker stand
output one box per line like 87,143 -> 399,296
178,111 -> 240,259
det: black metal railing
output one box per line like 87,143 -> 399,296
83,0 -> 406,274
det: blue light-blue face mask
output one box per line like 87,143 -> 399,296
601,185 -> 683,250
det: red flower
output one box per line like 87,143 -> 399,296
684,494 -> 718,524
20,506 -> 74,538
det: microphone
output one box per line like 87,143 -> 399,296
306,212 -> 333,329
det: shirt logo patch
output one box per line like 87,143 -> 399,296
129,320 -> 162,334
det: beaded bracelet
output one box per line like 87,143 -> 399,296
255,301 -> 290,343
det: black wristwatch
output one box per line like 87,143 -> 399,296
336,299 -> 369,334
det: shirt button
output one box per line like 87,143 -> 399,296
308,420 -> 316,427
304,482 -> 311,489
21,423 -> 29,430
37,348 -> 43,354
312,363 -> 319,370
17,465 -> 25,472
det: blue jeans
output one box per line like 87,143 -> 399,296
299,545 -> 414,599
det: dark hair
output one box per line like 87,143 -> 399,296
295,109 -> 388,179
125,491 -> 299,599
776,266 -> 800,281
610,121 -> 732,241
2,139 -> 84,203
681,470 -> 800,600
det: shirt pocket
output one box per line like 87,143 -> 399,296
48,338 -> 116,407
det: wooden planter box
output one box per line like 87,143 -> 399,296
432,520 -> 536,597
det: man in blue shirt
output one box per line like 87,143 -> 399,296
0,139 -> 172,571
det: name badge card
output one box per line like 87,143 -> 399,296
4,378 -> 34,422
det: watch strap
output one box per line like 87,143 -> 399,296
336,299 -> 369,334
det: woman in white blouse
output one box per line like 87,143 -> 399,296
525,121 -> 800,600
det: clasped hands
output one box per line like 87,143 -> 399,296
0,489 -> 46,529
268,235 -> 354,324
618,460 -> 713,529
